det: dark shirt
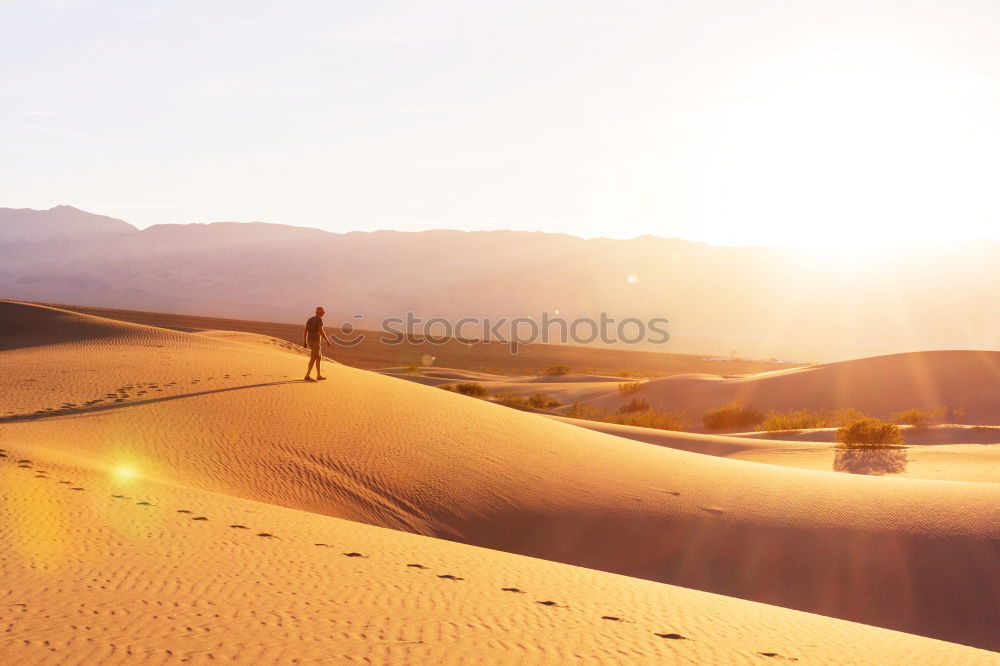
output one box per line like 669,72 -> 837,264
305,315 -> 324,342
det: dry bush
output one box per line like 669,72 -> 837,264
618,397 -> 650,414
438,384 -> 456,392
756,408 -> 831,432
528,393 -> 562,409
831,407 -> 869,426
702,401 -> 762,432
619,409 -> 689,431
618,381 -> 642,395
836,417 -> 904,448
545,364 -> 571,376
567,401 -> 688,432
490,392 -> 561,410
493,392 -> 525,405
890,406 -> 947,428
455,382 -> 487,397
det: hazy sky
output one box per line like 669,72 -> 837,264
3,0 -> 1000,247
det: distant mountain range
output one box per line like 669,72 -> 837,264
2,205 -> 999,361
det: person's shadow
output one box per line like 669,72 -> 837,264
833,447 -> 907,476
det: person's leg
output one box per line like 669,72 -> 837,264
316,354 -> 325,380
305,343 -> 319,379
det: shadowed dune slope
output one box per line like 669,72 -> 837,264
2,301 -> 1000,652
586,351 -> 1000,429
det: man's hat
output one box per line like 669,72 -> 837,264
316,306 -> 325,314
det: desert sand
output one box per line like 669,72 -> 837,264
2,300 -> 1000,663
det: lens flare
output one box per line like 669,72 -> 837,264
112,464 -> 138,484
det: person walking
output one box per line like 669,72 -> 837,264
303,306 -> 334,382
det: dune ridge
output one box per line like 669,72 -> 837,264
584,351 -> 1000,429
2,300 -> 999,654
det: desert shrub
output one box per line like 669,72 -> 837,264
619,409 -> 689,431
951,406 -> 966,421
702,401 -> 762,432
617,371 -> 633,378
618,382 -> 642,395
890,407 -> 947,428
528,393 -> 562,409
831,407 -> 869,426
836,417 -> 904,448
567,401 -> 688,432
438,384 -> 456,392
545,364 -> 571,376
756,408 -> 831,432
455,382 -> 487,397
566,401 -> 606,420
493,392 -> 526,406
403,364 -> 422,376
618,398 -> 650,414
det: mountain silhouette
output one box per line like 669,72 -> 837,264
2,205 -> 998,361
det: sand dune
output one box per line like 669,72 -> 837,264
558,418 -> 1000,483
6,449 -> 997,664
584,352 -> 1000,429
3,301 -> 1000,656
378,367 -> 629,407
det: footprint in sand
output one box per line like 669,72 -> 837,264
536,600 -> 565,608
437,574 -> 464,581
256,533 -> 278,539
111,495 -> 130,499
17,459 -> 32,464
601,616 -> 631,622
0,453 -> 6,458
191,516 -> 208,521
136,501 -> 153,506
406,564 -> 428,569
757,653 -> 797,661
655,633 -> 687,640
501,587 -> 525,594
342,552 -> 366,558
70,487 -> 86,491
177,509 -> 193,514
230,525 -> 248,529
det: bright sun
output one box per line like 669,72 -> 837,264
688,70 -> 989,254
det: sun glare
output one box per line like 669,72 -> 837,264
691,70 -> 990,257
112,463 -> 138,484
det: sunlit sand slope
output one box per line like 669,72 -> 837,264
585,351 -> 1000,428
6,452 -> 998,664
3,301 -> 999,652
555,418 -> 1000,483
